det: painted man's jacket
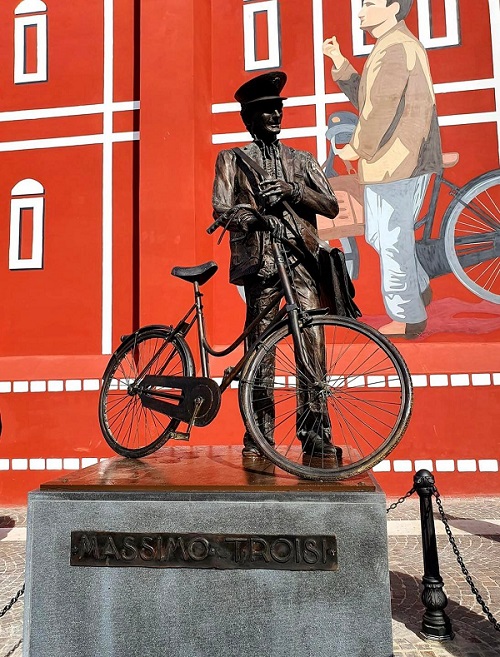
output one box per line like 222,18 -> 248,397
332,21 -> 442,184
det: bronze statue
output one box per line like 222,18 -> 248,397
212,71 -> 341,457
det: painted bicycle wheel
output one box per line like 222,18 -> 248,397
239,316 -> 412,481
443,169 -> 500,303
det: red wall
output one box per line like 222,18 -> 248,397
0,0 -> 499,504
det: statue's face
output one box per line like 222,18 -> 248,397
249,100 -> 283,142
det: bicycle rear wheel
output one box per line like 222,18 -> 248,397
99,328 -> 194,458
239,316 -> 412,481
443,170 -> 500,303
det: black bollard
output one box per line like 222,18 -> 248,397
414,469 -> 454,642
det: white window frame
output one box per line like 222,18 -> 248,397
9,182 -> 45,270
14,13 -> 48,84
351,0 -> 460,56
417,0 -> 460,49
243,0 -> 281,71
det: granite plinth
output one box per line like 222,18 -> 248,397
24,446 -> 393,657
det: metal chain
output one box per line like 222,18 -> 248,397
433,488 -> 500,632
0,584 -> 24,619
386,487 -> 415,514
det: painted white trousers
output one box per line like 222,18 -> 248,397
364,175 -> 430,323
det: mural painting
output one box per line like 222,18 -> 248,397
212,0 -> 500,344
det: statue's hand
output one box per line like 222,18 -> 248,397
259,179 -> 293,207
264,214 -> 285,239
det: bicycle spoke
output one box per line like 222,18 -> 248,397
241,317 -> 411,480
100,331 -> 192,456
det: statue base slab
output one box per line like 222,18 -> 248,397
24,446 -> 393,657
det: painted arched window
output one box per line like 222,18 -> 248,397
243,0 -> 281,71
14,0 -> 48,84
9,179 -> 45,270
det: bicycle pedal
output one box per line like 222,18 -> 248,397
170,431 -> 190,442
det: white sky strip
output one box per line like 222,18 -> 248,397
102,0 -> 114,355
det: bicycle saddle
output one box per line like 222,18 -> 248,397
171,261 -> 218,285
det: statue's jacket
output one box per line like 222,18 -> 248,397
212,140 -> 338,285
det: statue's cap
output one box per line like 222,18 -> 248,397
234,71 -> 287,106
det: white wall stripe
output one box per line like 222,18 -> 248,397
30,380 -> 46,392
47,380 -> 64,392
0,132 -> 139,153
0,373 -> 499,393
414,459 -> 433,472
83,379 -> 101,391
411,374 -> 427,387
457,460 -> 477,472
393,460 -> 413,472
450,373 -> 470,386
479,460 -> 499,472
65,379 -> 82,392
488,0 -> 500,162
436,460 -> 455,471
0,101 -> 139,123
0,456 -> 496,473
82,458 -> 99,468
63,458 -> 80,470
102,0 -> 115,356
46,458 -> 63,470
472,373 -> 492,386
212,112 -> 499,145
429,374 -> 449,387
212,80 -> 496,115
312,0 -> 327,164
438,111 -> 498,127
372,460 -> 391,472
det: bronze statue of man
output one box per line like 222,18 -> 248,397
212,71 -> 340,457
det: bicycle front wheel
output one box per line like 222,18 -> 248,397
239,316 -> 412,481
99,328 -> 194,458
443,170 -> 500,303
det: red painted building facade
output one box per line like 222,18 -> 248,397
0,0 -> 499,503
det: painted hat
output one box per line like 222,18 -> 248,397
234,71 -> 287,106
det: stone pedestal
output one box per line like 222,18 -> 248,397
24,446 -> 393,657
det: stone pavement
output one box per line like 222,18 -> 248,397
0,498 -> 499,656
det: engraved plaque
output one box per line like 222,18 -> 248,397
70,532 -> 338,571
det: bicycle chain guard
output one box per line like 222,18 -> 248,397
139,376 -> 221,427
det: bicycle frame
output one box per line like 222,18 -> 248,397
166,236 -> 321,394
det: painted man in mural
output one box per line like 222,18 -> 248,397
212,72 -> 340,457
323,0 -> 442,338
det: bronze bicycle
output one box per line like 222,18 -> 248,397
99,230 -> 412,481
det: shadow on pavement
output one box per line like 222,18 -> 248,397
390,571 -> 500,654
